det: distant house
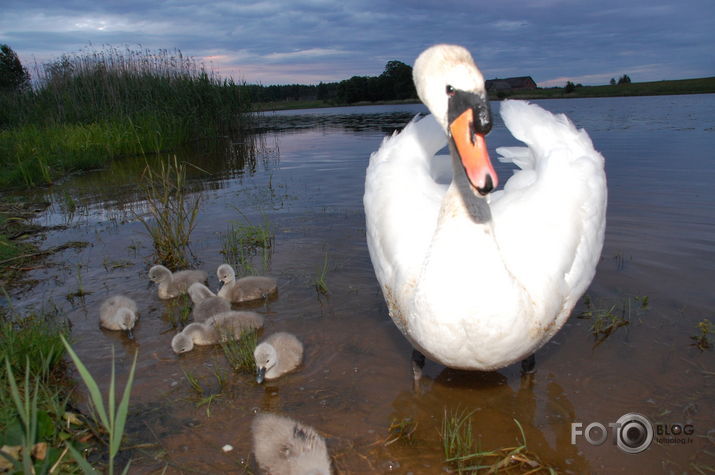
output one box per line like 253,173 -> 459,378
485,76 -> 537,92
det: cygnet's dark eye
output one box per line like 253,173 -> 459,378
446,85 -> 455,96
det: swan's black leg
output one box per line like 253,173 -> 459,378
521,354 -> 536,375
411,349 -> 426,381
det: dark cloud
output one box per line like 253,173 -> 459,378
1,0 -> 713,85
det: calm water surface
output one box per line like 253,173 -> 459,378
9,95 -> 715,473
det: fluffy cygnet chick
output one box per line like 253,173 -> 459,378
252,413 -> 331,475
171,310 -> 264,354
148,264 -> 207,299
187,282 -> 231,322
99,295 -> 138,339
254,332 -> 303,383
216,264 -> 278,303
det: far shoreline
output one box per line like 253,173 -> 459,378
255,76 -> 715,112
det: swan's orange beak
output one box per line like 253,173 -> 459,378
449,108 -> 498,195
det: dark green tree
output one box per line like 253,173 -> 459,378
617,74 -> 631,85
610,78 -> 616,86
380,60 -> 416,100
0,44 -> 30,92
564,81 -> 576,93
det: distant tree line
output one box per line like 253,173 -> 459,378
610,74 -> 632,85
241,60 -> 417,104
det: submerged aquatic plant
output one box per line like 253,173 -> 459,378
135,155 -> 201,269
691,319 -> 713,350
384,417 -> 417,446
314,251 -> 329,296
577,295 -> 648,346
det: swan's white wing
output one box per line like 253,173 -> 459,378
364,114 -> 448,294
491,100 -> 607,320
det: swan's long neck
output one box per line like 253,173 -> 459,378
438,146 -> 492,225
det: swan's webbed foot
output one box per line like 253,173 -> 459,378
521,354 -> 536,375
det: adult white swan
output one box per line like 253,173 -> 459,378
364,44 -> 607,375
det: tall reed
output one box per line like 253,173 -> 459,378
134,155 -> 201,269
0,45 -> 254,188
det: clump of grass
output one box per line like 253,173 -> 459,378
314,251 -> 329,296
691,319 -> 713,350
441,410 -> 556,474
577,295 -> 648,346
441,407 -> 475,473
220,218 -> 273,277
182,369 -> 204,396
65,263 -> 92,301
220,328 -> 259,373
60,335 -> 137,475
135,155 -> 201,269
162,294 -> 192,329
181,368 -> 225,417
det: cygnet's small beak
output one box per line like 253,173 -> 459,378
126,328 -> 134,340
256,366 -> 266,384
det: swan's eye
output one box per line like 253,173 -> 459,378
446,85 -> 456,96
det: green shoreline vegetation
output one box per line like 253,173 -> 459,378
0,45 -> 253,189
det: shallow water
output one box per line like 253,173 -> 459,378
7,94 -> 715,473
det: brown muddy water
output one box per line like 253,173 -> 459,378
5,95 -> 715,473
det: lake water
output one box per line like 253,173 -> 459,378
9,94 -> 715,472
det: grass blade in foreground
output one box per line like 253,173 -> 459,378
60,335 -> 137,474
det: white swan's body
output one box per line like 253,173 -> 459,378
364,45 -> 607,371
99,295 -> 138,337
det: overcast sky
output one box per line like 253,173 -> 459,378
2,0 -> 714,87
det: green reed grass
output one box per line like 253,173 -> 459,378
182,370 -> 204,396
0,45 -> 254,188
441,410 -> 556,474
441,407 -> 476,473
134,155 -> 201,269
61,335 -> 137,475
220,218 -> 273,277
314,251 -> 329,296
220,328 -> 259,373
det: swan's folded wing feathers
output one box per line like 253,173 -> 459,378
492,100 -> 607,316
364,114 -> 447,290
